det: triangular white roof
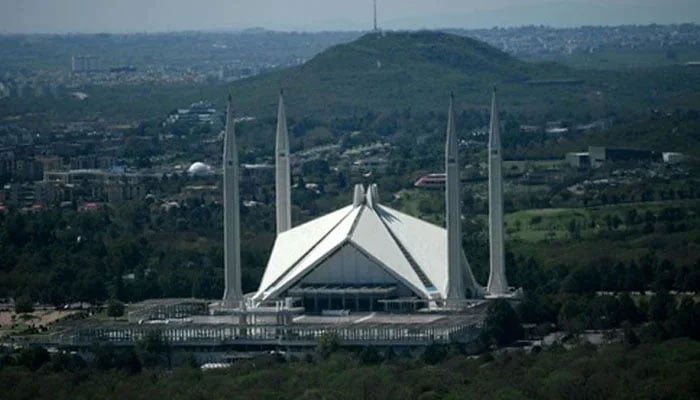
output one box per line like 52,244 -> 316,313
256,205 -> 357,294
350,206 -> 427,296
375,205 -> 447,294
253,185 -> 482,302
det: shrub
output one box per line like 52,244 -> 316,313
14,296 -> 34,314
107,298 -> 125,319
482,300 -> 524,346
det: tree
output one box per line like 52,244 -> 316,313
653,259 -> 676,291
618,293 -> 641,323
649,291 -> 675,322
14,296 -> 33,314
589,296 -> 621,329
558,297 -> 588,334
567,219 -> 581,240
622,321 -> 640,347
664,296 -> 696,338
92,343 -> 118,370
138,329 -> 168,368
358,346 -> 382,365
625,208 -> 639,226
114,349 -> 143,374
421,342 -> 448,364
47,352 -> 87,373
561,267 -> 600,293
482,299 -> 523,346
107,298 -> 125,319
16,347 -> 50,371
316,332 -> 340,359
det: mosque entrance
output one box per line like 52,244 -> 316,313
289,284 -> 400,313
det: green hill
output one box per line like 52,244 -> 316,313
226,31 -> 580,117
224,31 -> 699,121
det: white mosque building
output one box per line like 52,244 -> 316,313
221,89 -> 514,312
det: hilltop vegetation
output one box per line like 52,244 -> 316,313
226,31 -> 576,117
225,31 -> 700,119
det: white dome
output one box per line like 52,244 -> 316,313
187,162 -> 213,175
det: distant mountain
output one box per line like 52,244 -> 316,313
226,31 -> 577,116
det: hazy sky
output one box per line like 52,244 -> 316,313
2,0 -> 699,33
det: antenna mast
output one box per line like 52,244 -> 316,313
373,0 -> 378,32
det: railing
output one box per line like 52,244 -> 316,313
54,322 -> 481,347
127,300 -> 209,322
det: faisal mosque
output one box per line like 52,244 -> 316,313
221,89 -> 516,313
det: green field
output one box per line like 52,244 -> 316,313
505,199 -> 700,266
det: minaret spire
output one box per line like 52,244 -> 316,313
275,89 -> 292,234
446,92 -> 465,301
222,95 -> 243,304
487,87 -> 509,295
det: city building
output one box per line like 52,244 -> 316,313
0,153 -> 44,182
589,146 -> 661,168
71,55 -> 100,73
414,173 -> 446,189
662,152 -> 686,164
166,101 -> 218,126
351,157 -> 389,172
41,169 -> 156,205
567,146 -> 664,168
0,180 -> 72,208
566,152 -> 591,168
105,180 -> 148,203
187,161 -> 214,176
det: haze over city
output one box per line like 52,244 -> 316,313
2,0 -> 700,33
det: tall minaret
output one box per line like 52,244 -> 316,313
222,95 -> 243,304
275,90 -> 291,234
487,88 -> 509,295
445,93 -> 465,301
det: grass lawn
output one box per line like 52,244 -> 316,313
506,199 -> 700,267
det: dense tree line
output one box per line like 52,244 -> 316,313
0,201 -> 273,305
1,337 -> 699,399
507,251 -> 700,295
